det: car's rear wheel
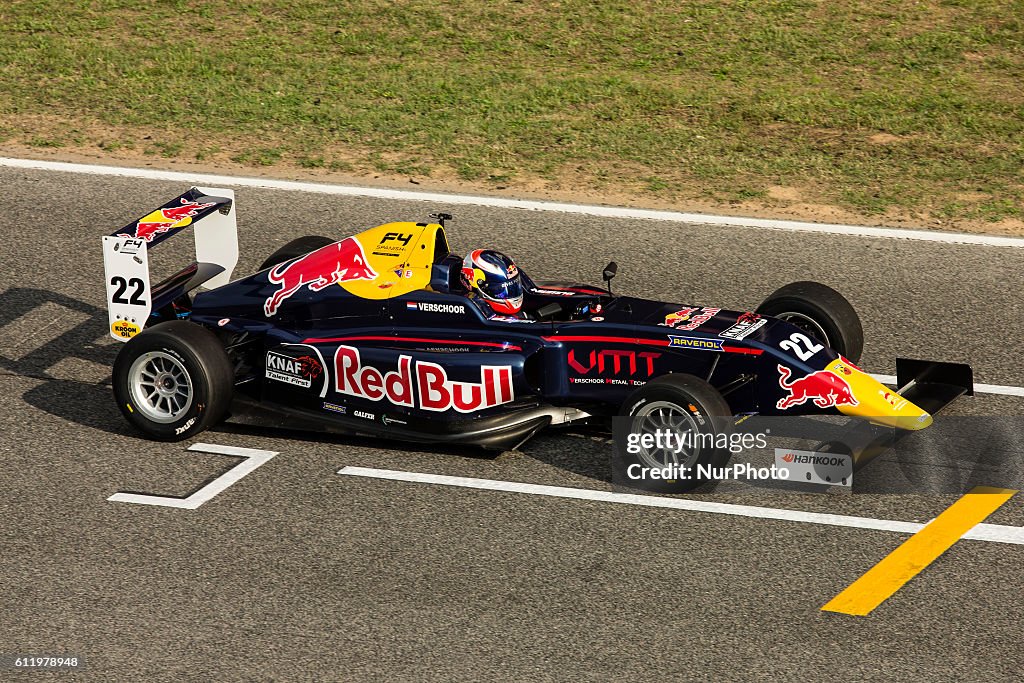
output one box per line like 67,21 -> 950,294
757,281 -> 864,363
258,235 -> 335,271
112,321 -> 234,441
613,374 -> 733,493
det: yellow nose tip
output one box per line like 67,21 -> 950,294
826,359 -> 933,431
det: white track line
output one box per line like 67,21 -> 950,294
338,467 -> 1024,546
3,156 -> 1024,248
108,443 -> 277,509
870,374 -> 1024,398
873,373 -> 1024,398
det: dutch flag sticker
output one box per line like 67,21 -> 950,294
406,302 -> 418,310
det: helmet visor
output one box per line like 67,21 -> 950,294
479,275 -> 523,301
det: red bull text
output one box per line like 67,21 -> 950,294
333,345 -> 514,413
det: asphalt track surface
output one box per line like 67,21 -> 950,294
2,165 -> 1024,681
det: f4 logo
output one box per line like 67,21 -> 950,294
380,232 -> 413,247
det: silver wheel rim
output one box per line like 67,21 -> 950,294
631,401 -> 702,470
775,311 -> 830,346
127,351 -> 194,424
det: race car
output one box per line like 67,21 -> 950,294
101,187 -> 973,491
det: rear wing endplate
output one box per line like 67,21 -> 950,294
101,186 -> 237,341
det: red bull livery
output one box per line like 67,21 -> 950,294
776,364 -> 858,410
117,198 -> 219,243
264,237 -> 378,316
102,188 -> 974,492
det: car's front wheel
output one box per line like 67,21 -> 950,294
757,281 -> 864,363
613,374 -> 733,493
112,321 -> 234,441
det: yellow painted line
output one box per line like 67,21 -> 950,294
822,486 -> 1017,617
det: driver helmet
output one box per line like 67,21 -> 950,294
461,249 -> 524,315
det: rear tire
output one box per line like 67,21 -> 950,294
757,281 -> 864,363
112,321 -> 234,441
258,235 -> 335,271
614,374 -> 733,493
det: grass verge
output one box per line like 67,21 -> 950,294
1,1 -> 1022,226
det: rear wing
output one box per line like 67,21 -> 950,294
101,187 -> 238,341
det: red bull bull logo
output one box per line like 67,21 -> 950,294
118,198 -> 217,242
661,306 -> 720,331
264,237 -> 378,316
776,364 -> 859,410
662,307 -> 697,327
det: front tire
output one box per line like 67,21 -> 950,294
757,281 -> 864,363
112,321 -> 234,441
613,374 -> 733,493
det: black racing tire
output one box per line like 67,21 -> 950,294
112,321 -> 234,442
258,235 -> 335,271
613,374 -> 733,494
756,281 -> 864,363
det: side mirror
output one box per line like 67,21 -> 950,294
428,212 -> 453,227
602,261 -> 617,296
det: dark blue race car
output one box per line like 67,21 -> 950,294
101,187 -> 973,490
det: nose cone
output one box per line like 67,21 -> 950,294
827,359 -> 933,430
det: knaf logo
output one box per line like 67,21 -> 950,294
333,346 -> 514,412
720,313 -> 767,340
266,351 -> 323,388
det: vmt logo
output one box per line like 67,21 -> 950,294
568,349 -> 660,376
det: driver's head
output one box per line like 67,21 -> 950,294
461,249 -> 523,315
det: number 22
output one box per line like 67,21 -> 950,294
110,276 -> 146,305
780,332 -> 823,361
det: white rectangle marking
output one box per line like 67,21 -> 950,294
108,443 -> 277,509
